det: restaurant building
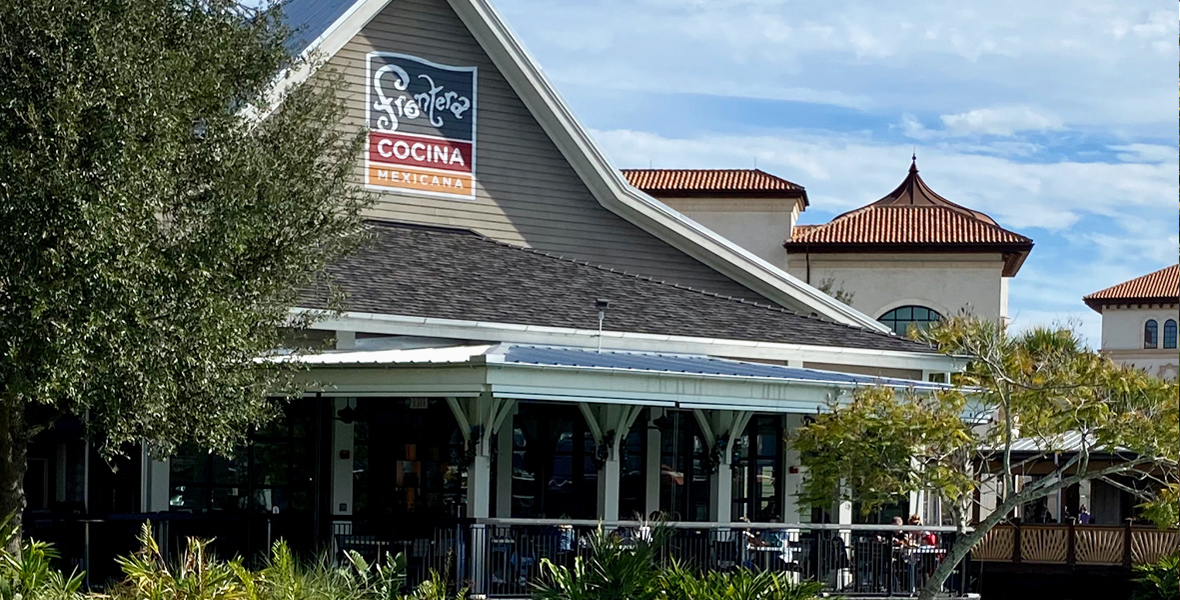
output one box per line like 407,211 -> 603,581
24,0 -> 984,592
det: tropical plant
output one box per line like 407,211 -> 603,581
108,523 -> 467,600
1130,553 -> 1180,600
0,518 -> 83,600
531,526 -> 823,600
338,550 -> 409,600
659,563 -> 824,600
531,526 -> 667,600
794,317 -> 1180,600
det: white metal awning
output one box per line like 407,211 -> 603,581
284,341 -> 952,414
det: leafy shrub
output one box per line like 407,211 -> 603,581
106,523 -> 462,600
659,563 -> 824,600
530,526 -> 824,600
1131,553 -> 1179,600
0,521 -> 83,600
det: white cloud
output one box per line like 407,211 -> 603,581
591,128 -> 1176,230
497,0 -> 1178,130
1110,143 -> 1179,163
939,107 -> 1064,137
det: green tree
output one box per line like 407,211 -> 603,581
794,317 -> 1179,600
0,0 -> 368,552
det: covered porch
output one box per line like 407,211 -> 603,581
154,340 -> 967,596
285,341 -> 950,526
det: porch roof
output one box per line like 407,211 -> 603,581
290,341 -> 952,413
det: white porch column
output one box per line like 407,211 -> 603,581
331,398 -> 355,518
599,457 -> 622,521
494,407 -> 516,517
711,462 -> 733,524
579,403 -> 645,522
140,444 -> 170,513
644,409 -> 662,519
468,455 -> 492,519
781,414 -> 805,523
446,395 -> 517,519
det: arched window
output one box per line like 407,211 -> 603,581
1164,320 -> 1177,349
1143,320 -> 1158,349
878,305 -> 942,336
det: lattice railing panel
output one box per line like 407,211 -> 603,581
1131,530 -> 1179,565
1075,527 -> 1124,565
971,526 -> 1014,561
1020,526 -> 1068,563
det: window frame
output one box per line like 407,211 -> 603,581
1163,319 -> 1177,350
878,305 -> 943,336
1144,319 -> 1159,349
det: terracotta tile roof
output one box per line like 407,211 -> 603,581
788,206 -> 1032,246
784,158 -> 1033,276
1083,264 -> 1179,311
622,169 -> 808,204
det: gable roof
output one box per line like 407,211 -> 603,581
298,221 -> 937,355
1083,264 -> 1179,312
785,158 -> 1033,276
622,169 -> 808,204
275,0 -> 891,333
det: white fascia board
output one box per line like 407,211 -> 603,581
274,0 -> 888,331
298,309 -> 963,372
451,0 -> 889,331
488,363 -> 844,399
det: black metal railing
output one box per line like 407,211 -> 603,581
331,519 -> 971,598
26,513 -> 972,597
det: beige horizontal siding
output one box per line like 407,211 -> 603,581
322,0 -> 761,300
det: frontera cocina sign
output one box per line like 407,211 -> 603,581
366,52 -> 477,198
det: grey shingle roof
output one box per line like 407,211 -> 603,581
299,221 -> 938,354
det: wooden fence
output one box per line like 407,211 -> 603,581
972,524 -> 1178,566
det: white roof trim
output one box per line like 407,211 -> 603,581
295,309 -> 963,372
278,0 -> 889,332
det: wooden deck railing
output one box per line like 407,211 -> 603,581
972,523 -> 1178,566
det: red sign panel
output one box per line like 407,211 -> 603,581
368,131 -> 473,174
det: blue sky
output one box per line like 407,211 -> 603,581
491,0 -> 1178,345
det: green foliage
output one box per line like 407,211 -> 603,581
1130,553 -> 1179,600
658,564 -> 824,600
796,317 -> 1179,523
0,0 -> 370,543
0,519 -> 83,600
794,317 -> 1180,600
106,523 -> 462,600
793,386 -> 975,517
532,527 -> 666,600
531,526 -> 822,600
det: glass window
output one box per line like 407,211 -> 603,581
1163,320 -> 1177,349
658,411 -> 709,521
168,397 -> 319,515
878,305 -> 942,336
618,421 -> 646,520
1144,320 -> 1159,349
731,416 -> 783,522
511,404 -> 597,519
350,398 -> 467,527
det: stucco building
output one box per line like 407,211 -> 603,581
1084,264 -> 1180,380
627,158 -> 1034,337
